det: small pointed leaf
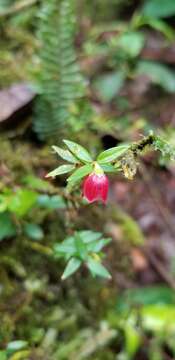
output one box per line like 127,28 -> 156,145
54,242 -> 75,257
67,164 -> 93,186
24,223 -> 44,241
80,230 -> 102,243
7,340 -> 28,352
52,146 -> 78,164
74,232 -> 87,260
61,257 -> 81,280
63,140 -> 93,163
87,238 -> 111,253
101,164 -> 119,173
97,144 -> 130,164
87,258 -> 111,279
46,164 -> 75,178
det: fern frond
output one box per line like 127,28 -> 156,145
33,0 -> 86,140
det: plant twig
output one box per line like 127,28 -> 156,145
131,133 -> 155,155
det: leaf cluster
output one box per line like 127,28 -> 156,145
0,181 -> 66,242
53,230 -> 111,280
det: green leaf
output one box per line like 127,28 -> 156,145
80,230 -> 102,243
125,324 -> 141,357
116,286 -> 175,314
52,145 -> 78,163
118,31 -> 145,57
118,286 -> 175,308
0,351 -> 7,360
61,257 -> 82,280
141,304 -> 175,332
93,71 -> 125,102
46,164 -> 75,178
0,194 -> 8,213
67,164 -> 93,186
37,195 -> 66,209
87,238 -> 111,253
0,212 -> 16,241
97,144 -> 130,164
54,230 -> 111,264
24,223 -> 44,241
54,242 -> 75,258
153,135 -> 175,160
7,340 -> 28,355
63,140 -> 93,163
22,175 -> 51,191
101,164 -> 120,173
143,17 -> 175,40
137,61 -> 175,93
142,0 -> 175,18
74,232 -> 87,260
8,190 -> 37,217
87,258 -> 111,279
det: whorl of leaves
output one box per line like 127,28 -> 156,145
33,0 -> 86,140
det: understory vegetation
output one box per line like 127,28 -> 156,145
0,0 -> 175,359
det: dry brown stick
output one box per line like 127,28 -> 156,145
0,0 -> 38,17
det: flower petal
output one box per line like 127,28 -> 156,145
83,174 -> 98,202
83,173 -> 109,204
98,175 -> 109,203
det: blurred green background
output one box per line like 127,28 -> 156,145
0,0 -> 175,359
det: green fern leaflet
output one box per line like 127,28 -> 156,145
33,0 -> 86,140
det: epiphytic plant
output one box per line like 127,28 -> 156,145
47,132 -> 175,279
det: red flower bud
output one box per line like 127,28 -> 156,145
83,172 -> 109,204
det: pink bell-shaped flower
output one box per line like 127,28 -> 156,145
83,163 -> 109,204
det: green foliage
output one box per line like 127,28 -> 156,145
0,0 -> 13,11
63,139 -> 93,163
97,144 -> 130,164
84,0 -> 129,22
52,145 -> 78,164
9,189 -> 37,217
142,0 -> 175,18
93,71 -> 125,102
117,31 -> 145,58
33,0 -> 86,140
0,0 -> 37,88
137,61 -> 175,93
113,286 -> 175,358
0,212 -> 16,241
47,134 -> 175,193
86,257 -> 111,279
114,208 -> 145,246
153,135 -> 175,161
0,351 -> 6,360
46,164 -> 76,178
2,2 -> 175,358
22,175 -> 53,192
0,186 -> 66,242
61,258 -> 81,280
37,194 -> 66,209
6,340 -> 28,356
24,223 -> 44,241
53,230 -> 111,279
0,340 -> 29,360
67,164 -> 93,188
116,286 -> 175,311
